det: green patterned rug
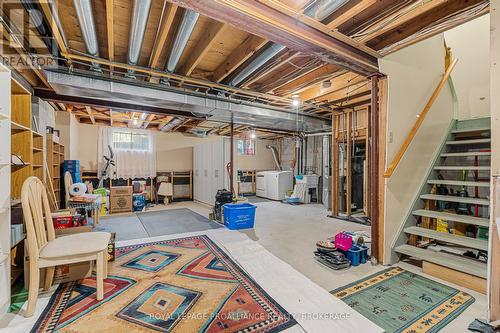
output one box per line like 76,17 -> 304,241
331,267 -> 474,333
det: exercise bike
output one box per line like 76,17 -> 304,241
98,145 -> 115,188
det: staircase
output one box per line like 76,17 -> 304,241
393,117 -> 490,280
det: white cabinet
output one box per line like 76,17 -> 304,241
193,138 -> 234,205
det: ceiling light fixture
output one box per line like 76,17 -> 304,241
291,94 -> 300,107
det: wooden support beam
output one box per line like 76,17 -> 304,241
274,64 -> 341,95
85,106 -> 95,124
106,0 -> 114,71
66,104 -> 73,113
149,3 -> 178,69
179,22 -> 227,76
212,35 -> 268,82
346,111 -> 352,216
326,0 -> 377,29
39,0 -> 68,55
357,0 -> 447,43
157,116 -> 174,130
299,73 -> 367,102
110,109 -> 113,126
332,114 -> 339,216
168,0 -> 379,76
142,114 -> 156,129
369,74 -> 381,261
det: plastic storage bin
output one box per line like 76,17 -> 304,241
359,245 -> 369,264
334,232 -> 353,251
223,203 -> 256,230
341,245 -> 362,266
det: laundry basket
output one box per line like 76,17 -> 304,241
223,203 -> 256,230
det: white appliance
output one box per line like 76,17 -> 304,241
256,171 -> 293,201
296,174 -> 320,203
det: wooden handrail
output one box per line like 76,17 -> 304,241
384,58 -> 458,178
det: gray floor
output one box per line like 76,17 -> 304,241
97,200 -> 487,332
95,207 -> 221,240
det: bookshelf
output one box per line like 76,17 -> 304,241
46,134 -> 64,209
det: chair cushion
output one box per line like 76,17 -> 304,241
40,232 -> 111,259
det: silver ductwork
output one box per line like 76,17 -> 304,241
73,0 -> 99,57
160,118 -> 183,132
229,1 -> 344,87
44,70 -> 331,133
266,145 -> 282,171
128,112 -> 148,128
230,44 -> 285,86
303,0 -> 350,21
167,10 -> 199,72
127,0 -> 152,73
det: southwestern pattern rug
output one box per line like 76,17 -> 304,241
330,267 -> 474,333
31,235 -> 297,333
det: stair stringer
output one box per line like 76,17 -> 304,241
388,119 -> 457,264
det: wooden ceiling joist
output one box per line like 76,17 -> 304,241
167,0 -> 379,76
212,35 -> 268,82
85,106 -> 96,124
273,63 -> 340,96
242,51 -> 299,88
149,3 -> 178,69
326,0 -> 378,29
106,0 -> 114,70
178,22 -> 227,76
38,1 -> 68,55
299,72 -> 368,102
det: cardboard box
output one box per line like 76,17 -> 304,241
110,186 -> 133,196
110,186 -> 133,213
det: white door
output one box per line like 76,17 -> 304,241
193,145 -> 201,201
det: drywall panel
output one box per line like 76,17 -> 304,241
445,15 -> 490,120
76,123 -> 99,170
380,34 -> 455,264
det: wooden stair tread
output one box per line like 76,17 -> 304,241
434,165 -> 490,171
451,126 -> 490,134
446,138 -> 491,145
412,209 -> 489,227
404,226 -> 488,251
427,179 -> 489,187
420,194 -> 489,205
441,152 -> 491,157
395,244 -> 487,278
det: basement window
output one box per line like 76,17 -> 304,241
237,139 -> 255,156
112,131 -> 151,151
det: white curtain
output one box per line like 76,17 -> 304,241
97,127 -> 156,179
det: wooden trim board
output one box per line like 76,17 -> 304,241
423,261 -> 486,294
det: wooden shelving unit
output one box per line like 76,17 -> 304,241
156,171 -> 193,200
46,134 -> 64,209
238,170 -> 257,195
32,131 -> 44,180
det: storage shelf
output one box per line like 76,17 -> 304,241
11,163 -> 31,169
10,121 -> 30,132
32,147 -> 43,152
33,164 -> 43,168
32,131 -> 43,137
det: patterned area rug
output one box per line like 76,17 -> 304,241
31,235 -> 297,333
330,267 -> 474,333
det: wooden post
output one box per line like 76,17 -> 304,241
369,75 -> 380,261
230,114 -> 234,196
332,114 -> 339,216
346,111 -> 352,216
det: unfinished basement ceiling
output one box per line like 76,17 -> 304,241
0,0 -> 489,133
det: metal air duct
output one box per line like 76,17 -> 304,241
229,0 -> 345,87
230,44 -> 285,86
266,145 -> 282,171
73,0 -> 99,56
166,10 -> 199,73
160,118 -> 183,132
126,0 -> 152,77
303,0 -> 350,21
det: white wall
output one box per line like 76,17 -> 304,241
55,111 -> 80,160
445,15 -> 490,120
74,122 -> 276,173
380,34 -> 455,264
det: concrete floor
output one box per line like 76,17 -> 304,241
99,199 -> 487,332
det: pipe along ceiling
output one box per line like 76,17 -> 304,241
68,0 -> 343,133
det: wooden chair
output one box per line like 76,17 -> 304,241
21,176 -> 110,317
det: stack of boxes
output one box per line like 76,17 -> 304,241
110,186 -> 133,213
